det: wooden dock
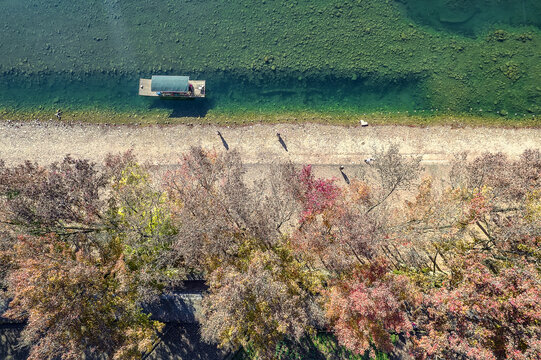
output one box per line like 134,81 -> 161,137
139,78 -> 206,98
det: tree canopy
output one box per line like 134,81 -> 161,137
0,147 -> 539,359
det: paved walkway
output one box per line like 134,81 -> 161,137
1,122 -> 540,178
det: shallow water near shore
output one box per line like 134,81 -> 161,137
0,72 -> 426,117
1,0 -> 540,120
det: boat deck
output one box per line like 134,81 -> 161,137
139,78 -> 206,98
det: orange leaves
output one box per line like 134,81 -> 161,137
348,179 -> 371,205
325,261 -> 417,356
405,176 -> 435,221
462,189 -> 492,225
1,147 -> 539,359
413,257 -> 541,360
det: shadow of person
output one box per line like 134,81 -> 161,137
340,169 -> 349,185
277,133 -> 288,152
217,131 -> 229,150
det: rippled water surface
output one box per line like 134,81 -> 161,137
1,0 -> 540,118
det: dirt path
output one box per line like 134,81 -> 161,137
1,122 -> 540,178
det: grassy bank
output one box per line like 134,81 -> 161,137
1,107 -> 539,128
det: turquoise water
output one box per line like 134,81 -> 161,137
0,72 -> 425,116
0,0 -> 540,119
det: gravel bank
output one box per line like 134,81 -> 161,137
1,121 -> 540,178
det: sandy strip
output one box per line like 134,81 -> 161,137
1,122 -> 540,178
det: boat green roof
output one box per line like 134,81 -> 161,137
151,75 -> 190,92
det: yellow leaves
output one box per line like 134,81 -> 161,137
525,189 -> 541,222
517,243 -> 541,262
117,206 -> 125,218
167,196 -> 184,214
113,320 -> 162,360
112,165 -> 174,241
220,326 -> 237,348
276,322 -> 287,334
204,255 -> 224,275
397,266 -> 444,292
251,242 -> 325,296
153,320 -> 165,333
478,184 -> 493,198
115,164 -> 149,189
453,184 -> 494,204
258,300 -> 271,314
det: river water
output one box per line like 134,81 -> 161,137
1,0 -> 540,119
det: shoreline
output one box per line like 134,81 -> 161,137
1,109 -> 539,128
1,121 -> 539,170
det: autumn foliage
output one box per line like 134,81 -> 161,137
296,164 -> 340,222
414,255 -> 541,360
326,261 -> 418,358
0,154 -> 169,359
6,234 -> 160,360
0,147 -> 540,359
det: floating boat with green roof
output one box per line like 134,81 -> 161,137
139,75 -> 206,98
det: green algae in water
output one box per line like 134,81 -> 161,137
398,0 -> 541,36
0,0 -> 540,120
0,72 -> 427,117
